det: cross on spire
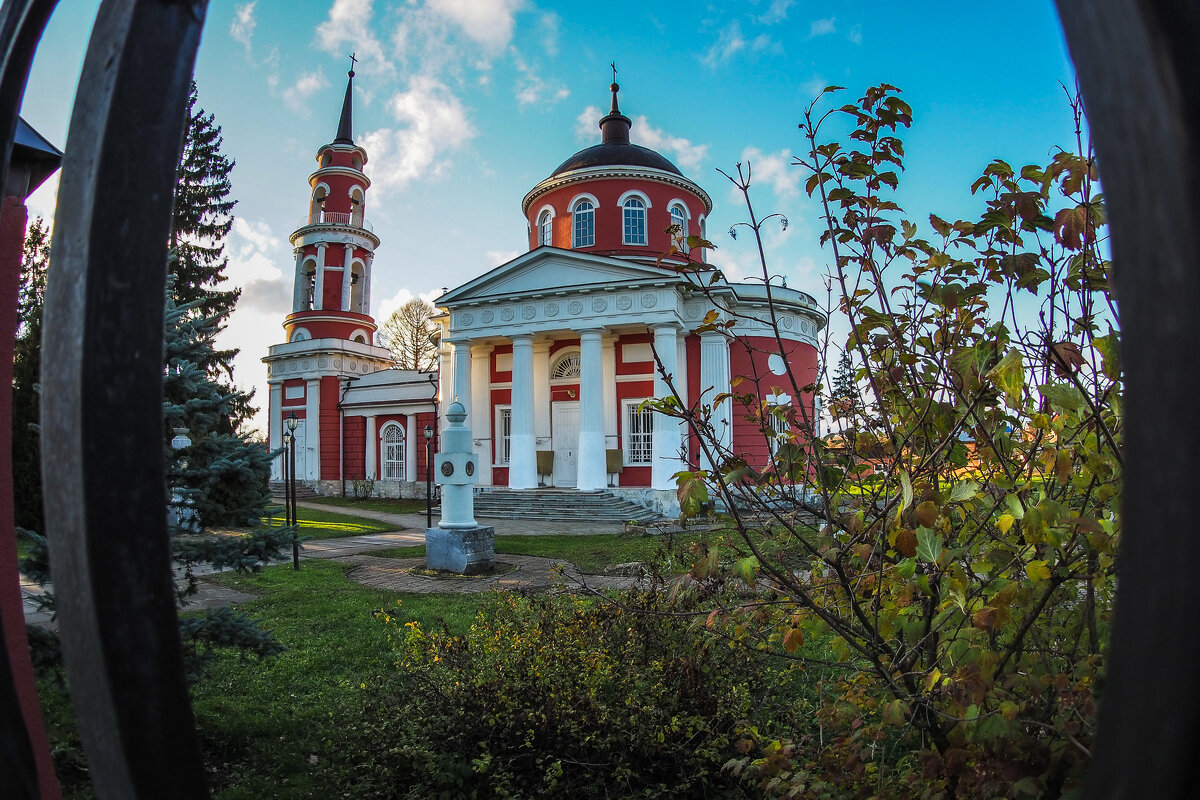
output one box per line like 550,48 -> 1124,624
348,52 -> 357,77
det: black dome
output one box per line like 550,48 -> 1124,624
550,142 -> 682,177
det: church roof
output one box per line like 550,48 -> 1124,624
548,80 -> 681,178
333,67 -> 355,145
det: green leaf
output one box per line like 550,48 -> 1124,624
734,556 -> 760,588
1094,328 -> 1121,381
985,349 -> 1025,410
896,557 -> 917,580
946,480 -> 980,504
1039,383 -> 1084,411
916,527 -> 942,563
1026,560 -> 1051,583
882,699 -> 909,726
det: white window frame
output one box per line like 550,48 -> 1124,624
622,399 -> 654,465
668,201 -> 689,252
571,194 -> 597,248
535,204 -> 555,247
381,423 -> 406,480
495,405 -> 512,465
618,190 -> 651,246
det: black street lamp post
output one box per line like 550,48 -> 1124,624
424,424 -> 434,529
285,412 -> 300,570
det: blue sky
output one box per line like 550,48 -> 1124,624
21,1 -> 1077,435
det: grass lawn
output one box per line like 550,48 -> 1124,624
304,496 -> 426,515
260,505 -> 397,540
377,530 -> 715,574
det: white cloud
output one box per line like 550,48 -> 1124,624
575,105 -> 603,142
486,249 -> 521,265
810,17 -> 836,37
751,33 -> 782,55
756,0 -> 794,25
231,2 -> 257,53
281,69 -> 330,112
847,25 -> 862,45
376,285 -> 445,322
739,146 -> 801,199
359,76 -> 476,193
539,12 -> 560,56
426,0 -> 523,54
225,218 -> 288,313
512,51 -> 568,109
702,21 -> 746,68
800,74 -> 828,102
633,116 -> 709,175
316,0 -> 390,74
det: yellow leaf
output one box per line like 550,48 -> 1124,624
783,628 -> 804,653
1027,560 -> 1051,583
997,513 -> 1015,534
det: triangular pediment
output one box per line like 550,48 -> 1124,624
439,248 -> 683,306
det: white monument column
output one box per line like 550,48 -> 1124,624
699,330 -> 732,471
451,340 -> 472,415
365,415 -> 377,479
313,244 -> 326,311
577,328 -> 607,489
532,340 -> 551,445
292,248 -> 306,311
471,344 -> 493,486
509,335 -> 537,489
269,383 -> 283,479
305,377 -> 322,481
405,414 -> 417,481
340,245 -> 354,311
651,324 -> 684,490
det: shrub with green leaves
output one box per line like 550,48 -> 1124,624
361,590 -> 813,799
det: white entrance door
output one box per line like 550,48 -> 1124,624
552,401 -> 579,487
292,422 -> 308,481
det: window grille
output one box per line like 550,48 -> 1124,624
497,407 -> 512,464
382,424 -> 405,480
624,401 -> 654,464
538,210 -> 553,246
551,351 -> 581,379
623,197 -> 646,244
573,200 -> 594,247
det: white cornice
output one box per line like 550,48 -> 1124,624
289,225 -> 380,249
308,165 -> 371,188
522,166 -> 713,215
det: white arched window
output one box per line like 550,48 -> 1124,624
550,349 -> 582,380
572,200 -> 595,247
350,187 -> 365,226
309,183 -> 329,223
669,203 -> 689,251
622,197 -> 647,245
537,210 -> 553,246
382,424 -> 406,480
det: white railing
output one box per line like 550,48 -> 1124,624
296,210 -> 374,233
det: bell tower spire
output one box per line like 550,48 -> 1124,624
334,54 -> 356,144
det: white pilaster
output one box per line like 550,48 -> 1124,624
365,415 -> 377,480
341,244 -> 354,311
509,335 -> 537,489
699,331 -> 732,472
602,335 -> 618,448
305,377 -> 322,481
471,343 -> 493,486
577,329 -> 607,490
651,325 -> 684,490
405,414 -> 417,481
362,253 -> 373,315
313,244 -> 326,311
269,383 -> 283,480
451,340 -> 472,414
532,340 -> 551,443
292,249 -> 306,312
438,341 -> 453,427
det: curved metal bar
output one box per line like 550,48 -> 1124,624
0,2 -> 66,797
41,0 -> 210,796
1055,1 -> 1200,797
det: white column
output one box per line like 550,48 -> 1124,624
699,331 -> 732,471
451,340 -> 472,412
532,340 -> 551,444
577,329 -> 606,489
305,378 -> 322,481
365,415 -> 377,480
269,383 -> 283,480
405,414 -> 417,482
292,249 -> 306,312
313,244 -> 326,311
438,340 -> 453,426
509,335 -> 537,489
471,344 -> 493,485
651,325 -> 684,490
340,244 -> 354,311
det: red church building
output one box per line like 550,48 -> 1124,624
265,70 -> 826,516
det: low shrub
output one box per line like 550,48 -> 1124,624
360,589 -> 813,799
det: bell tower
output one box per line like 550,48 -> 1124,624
264,58 -> 395,485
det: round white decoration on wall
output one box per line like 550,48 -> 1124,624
482,310 -> 494,324
462,312 -> 474,327
640,293 -> 657,308
617,295 -> 632,311
569,300 -> 583,315
501,307 -> 514,322
592,298 -> 607,312
522,305 -> 536,320
768,353 -> 788,375
545,302 -> 559,317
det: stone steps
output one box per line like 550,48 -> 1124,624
472,488 -> 664,522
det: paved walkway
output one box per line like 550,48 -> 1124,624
22,506 -> 637,625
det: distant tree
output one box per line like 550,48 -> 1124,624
828,349 -> 859,420
378,298 -> 439,371
12,217 -> 48,532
